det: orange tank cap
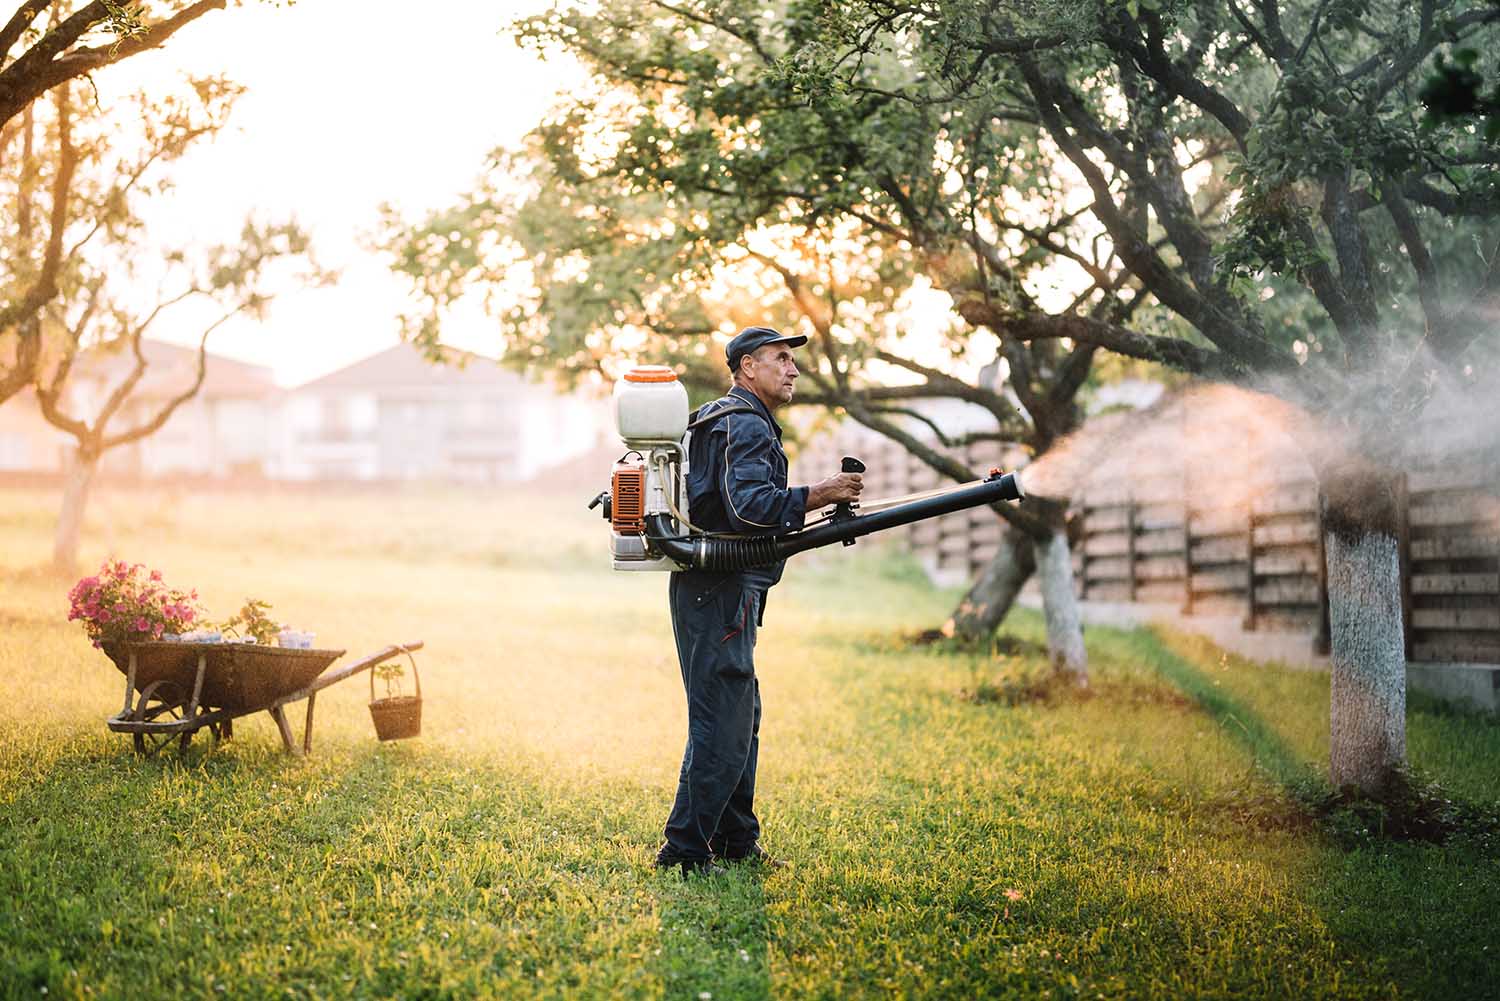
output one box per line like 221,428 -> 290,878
622,365 -> 679,383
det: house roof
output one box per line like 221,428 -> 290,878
294,343 -> 528,393
72,339 -> 277,401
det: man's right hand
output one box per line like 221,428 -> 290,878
807,471 -> 864,509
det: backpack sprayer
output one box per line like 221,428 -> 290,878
588,365 -> 1025,572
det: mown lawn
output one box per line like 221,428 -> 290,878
0,482 -> 1497,1000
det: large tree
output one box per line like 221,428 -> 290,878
0,0 -> 245,405
399,0 -> 1498,793
380,4 -> 1239,684
778,0 -> 1498,794
6,75 -> 321,570
0,0 -> 229,128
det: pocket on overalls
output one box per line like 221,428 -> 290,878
716,584 -> 757,677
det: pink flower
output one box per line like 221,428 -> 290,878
134,617 -> 149,632
149,570 -> 163,582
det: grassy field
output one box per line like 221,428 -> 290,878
1,482 -> 1497,1000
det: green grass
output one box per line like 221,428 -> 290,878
0,482 -> 1497,999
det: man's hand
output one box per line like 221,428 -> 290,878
807,471 -> 863,509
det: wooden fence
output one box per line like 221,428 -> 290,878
795,423 -> 1500,665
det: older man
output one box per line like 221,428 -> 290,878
655,326 -> 863,877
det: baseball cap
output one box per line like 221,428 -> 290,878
725,326 -> 808,371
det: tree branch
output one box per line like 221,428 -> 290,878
103,308 -> 238,449
0,0 -> 227,129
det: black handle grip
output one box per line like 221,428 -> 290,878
834,456 -> 864,545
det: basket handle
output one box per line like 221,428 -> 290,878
370,644 -> 421,702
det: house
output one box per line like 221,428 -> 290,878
0,341 -> 277,476
0,340 -> 611,484
271,343 -> 609,484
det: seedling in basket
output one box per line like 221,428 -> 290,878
373,657 -> 406,699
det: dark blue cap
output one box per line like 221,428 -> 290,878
726,326 -> 808,371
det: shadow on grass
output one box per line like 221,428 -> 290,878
1108,626 -> 1500,997
1103,626 -> 1317,791
653,869 -> 769,1001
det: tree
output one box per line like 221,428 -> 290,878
771,0 -> 1498,795
1,0 -> 250,404
380,2 -> 1249,685
7,77 -> 322,570
0,0 -> 229,129
404,0 -> 1500,792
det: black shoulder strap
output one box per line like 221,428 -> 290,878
686,400 -> 771,433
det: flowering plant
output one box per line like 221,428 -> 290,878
67,559 -> 200,648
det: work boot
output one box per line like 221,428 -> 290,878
654,851 -> 728,878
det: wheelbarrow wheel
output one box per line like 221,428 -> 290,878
132,680 -> 190,756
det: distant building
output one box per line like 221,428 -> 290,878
0,340 -> 611,484
271,344 -> 608,484
0,341 -> 277,476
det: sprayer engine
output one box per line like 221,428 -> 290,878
590,364 -> 1026,573
589,366 -> 691,571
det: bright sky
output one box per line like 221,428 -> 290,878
100,0 -> 580,386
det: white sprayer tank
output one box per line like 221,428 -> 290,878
614,365 -> 689,444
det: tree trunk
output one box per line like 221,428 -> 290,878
1033,507 -> 1088,685
53,449 -> 98,572
1322,465 -> 1406,795
942,519 -> 1037,642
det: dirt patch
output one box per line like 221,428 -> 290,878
1301,770 -> 1500,853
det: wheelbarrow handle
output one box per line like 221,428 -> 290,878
296,641 -> 424,698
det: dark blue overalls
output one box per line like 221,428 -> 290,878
657,386 -> 810,865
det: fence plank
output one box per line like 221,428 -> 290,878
1408,468 -> 1500,494
1084,556 -> 1132,581
1190,509 -> 1244,537
1135,531 -> 1185,555
1410,536 -> 1500,560
1409,496 -> 1500,528
1191,569 -> 1247,595
1410,608 -> 1500,630
1254,521 -> 1320,547
1191,537 -> 1249,564
1255,550 -> 1321,576
1410,573 -> 1500,595
1252,486 -> 1317,516
1087,536 -> 1133,558
1255,579 -> 1321,605
1413,640 -> 1500,662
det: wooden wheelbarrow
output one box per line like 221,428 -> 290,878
102,640 -> 424,756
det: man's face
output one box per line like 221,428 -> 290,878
743,343 -> 799,408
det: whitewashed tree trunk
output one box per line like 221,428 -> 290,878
53,450 -> 97,571
1322,466 -> 1406,795
1325,528 -> 1406,792
943,520 -> 1036,642
1035,522 -> 1088,685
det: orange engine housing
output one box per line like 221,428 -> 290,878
611,459 -> 647,535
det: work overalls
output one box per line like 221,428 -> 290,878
658,386 -> 810,864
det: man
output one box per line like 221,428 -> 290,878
655,326 -> 864,877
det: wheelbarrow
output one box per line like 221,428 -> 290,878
101,640 -> 424,756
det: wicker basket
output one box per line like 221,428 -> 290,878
369,645 -> 422,741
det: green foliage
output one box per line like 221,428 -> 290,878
373,657 -> 406,700
218,598 -> 279,645
1421,45 -> 1500,141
